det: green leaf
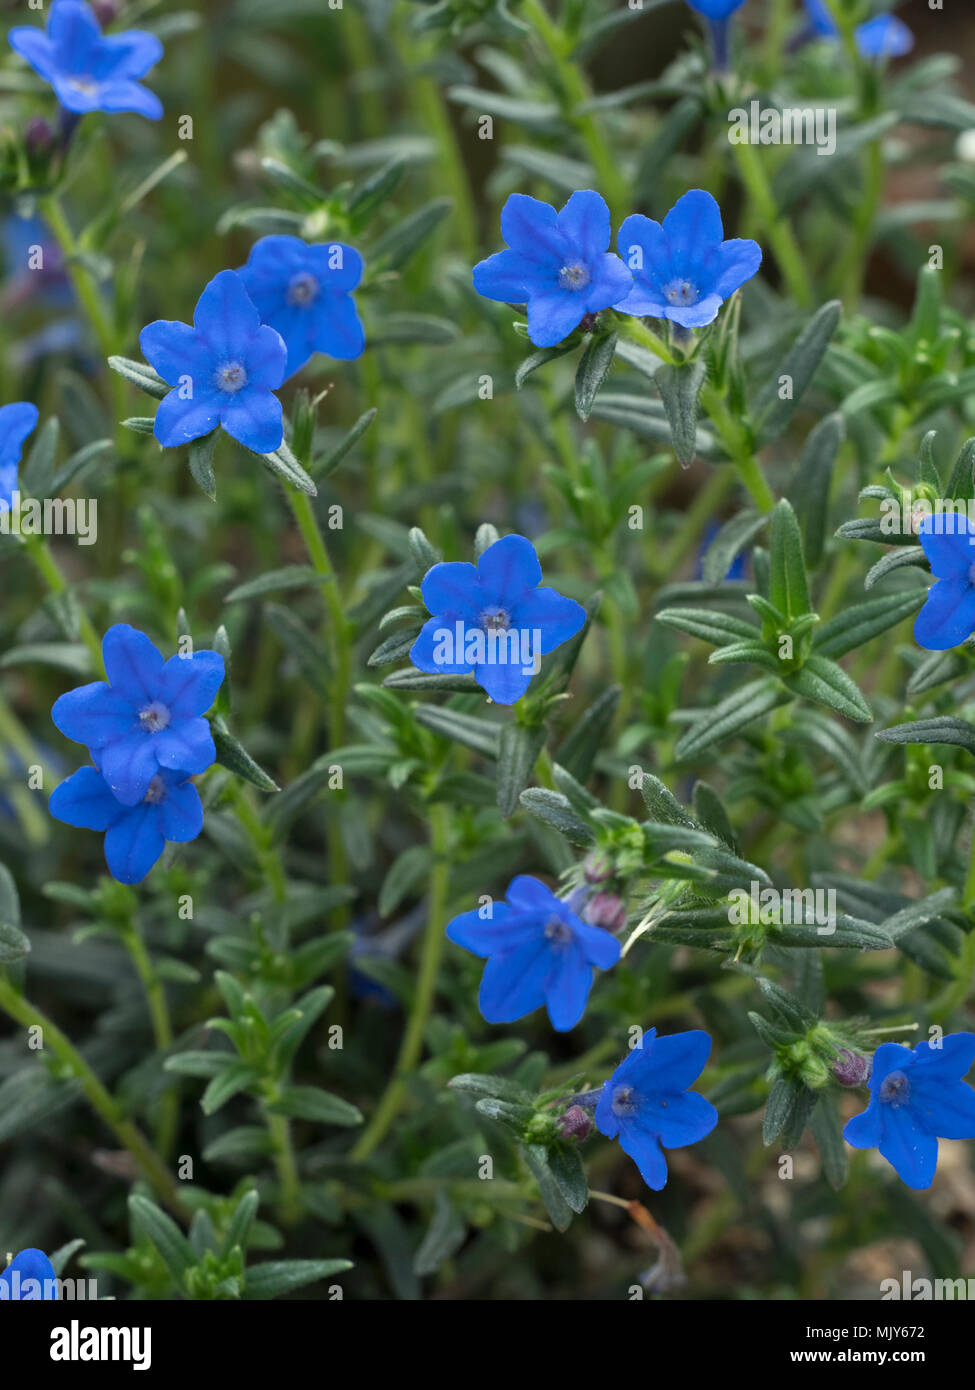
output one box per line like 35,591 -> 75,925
574,329 -> 618,421
784,655 -> 872,722
522,1144 -> 573,1232
792,412 -> 844,567
518,788 -> 595,845
496,722 -> 547,819
220,1189 -> 260,1258
655,607 -> 759,648
515,343 -> 575,389
413,1191 -> 467,1276
108,355 -> 170,400
876,716 -> 975,756
675,677 -> 787,759
755,300 -> 842,445
226,566 -> 327,602
769,499 -> 811,619
655,358 -> 707,467
211,717 -> 279,791
547,1143 -> 588,1214
128,1195 -> 195,1281
0,920 -> 30,963
261,438 -> 317,495
378,845 -> 432,917
448,1073 -> 533,1104
314,408 -> 377,481
21,417 -> 59,496
267,1085 -> 363,1127
243,1259 -> 352,1299
812,588 -> 925,658
413,706 -> 499,758
557,683 -> 620,780
188,430 -> 218,500
702,511 -> 766,585
201,1062 -> 262,1114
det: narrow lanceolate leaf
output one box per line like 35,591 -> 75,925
754,300 -> 842,445
769,499 -> 811,619
225,566 -> 327,602
496,722 -> 547,819
188,429 -> 218,499
211,717 -> 280,791
655,607 -> 760,648
783,655 -> 872,722
675,677 -> 788,760
108,355 -> 170,399
261,438 -> 317,495
314,408 -> 377,480
518,788 -> 595,845
655,358 -> 707,466
701,511 -> 766,585
574,329 -> 618,421
810,1097 -> 849,1189
792,411 -> 844,567
812,588 -> 925,658
863,546 -> 928,590
243,1259 -> 352,1300
128,1196 -> 195,1280
0,921 -> 30,963
876,717 -> 975,756
266,1085 -> 363,1126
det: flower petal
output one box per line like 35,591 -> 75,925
153,719 -> 217,776
708,238 -> 763,299
641,1028 -> 712,1091
476,534 -> 543,604
51,681 -> 137,749
444,902 -> 527,957
499,193 -> 564,263
158,650 -> 225,717
192,269 -> 262,357
525,290 -> 584,347
917,513 -> 975,578
102,624 -> 165,702
913,576 -> 975,651
98,732 -> 160,806
49,766 -> 122,831
219,388 -> 284,455
878,1104 -> 938,1189
478,938 -> 551,1023
556,190 -> 611,262
153,388 -> 222,448
475,659 -> 534,705
409,615 -> 472,675
617,1118 -> 669,1189
512,586 -> 586,654
8,27 -> 56,81
159,779 -> 203,843
543,944 -> 593,1031
420,560 -> 480,619
472,249 -> 541,304
104,804 -> 166,884
909,1076 -> 975,1141
139,320 -> 210,387
843,1099 -> 884,1150
654,1089 -> 718,1148
662,189 -> 724,255
313,295 -> 365,362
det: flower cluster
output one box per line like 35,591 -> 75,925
473,188 -> 762,347
49,624 -> 224,883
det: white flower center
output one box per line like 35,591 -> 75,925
879,1070 -> 910,1107
139,701 -> 171,733
143,775 -> 167,805
664,279 -> 699,306
216,361 -> 247,393
66,77 -> 99,96
558,263 -> 590,292
611,1084 -> 639,1117
480,608 -> 510,631
286,271 -> 320,307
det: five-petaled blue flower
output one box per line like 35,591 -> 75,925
237,235 -> 365,380
409,533 -> 586,704
472,190 -> 633,347
595,1028 -> 718,1189
51,623 -> 224,806
140,270 -> 288,454
843,1034 -> 975,1190
0,401 -> 39,511
913,513 -> 975,651
616,189 -> 762,328
50,764 -> 203,884
9,0 -> 164,121
0,1249 -> 58,1301
445,876 -> 621,1031
804,0 -> 913,60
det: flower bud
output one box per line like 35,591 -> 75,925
832,1048 -> 871,1087
585,891 -> 627,933
92,0 -> 122,24
24,117 -> 54,158
559,1104 -> 592,1141
583,850 -> 613,884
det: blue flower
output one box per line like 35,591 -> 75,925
0,401 -> 39,511
50,764 -> 202,884
472,190 -> 633,348
9,0 -> 164,121
237,236 -> 365,380
0,1248 -> 58,1300
51,623 -> 224,806
445,875 -> 620,1031
594,1028 -> 718,1189
409,533 -> 586,704
616,189 -> 762,328
804,0 -> 913,59
2,214 -> 72,308
685,0 -> 748,16
139,270 -> 288,453
913,513 -> 975,651
843,1035 -> 975,1190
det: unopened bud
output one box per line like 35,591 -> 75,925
585,891 -> 627,933
92,0 -> 122,24
559,1105 -> 592,1141
832,1048 -> 871,1087
583,850 -> 613,884
24,117 -> 54,157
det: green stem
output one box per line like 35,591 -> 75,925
231,782 -> 287,904
522,0 -> 628,222
699,383 -> 776,512
351,802 -> 451,1160
27,534 -> 104,674
120,918 -> 178,1159
0,973 -> 186,1218
265,1101 -> 302,1225
731,140 -> 813,310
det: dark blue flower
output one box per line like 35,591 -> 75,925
237,235 -> 365,380
804,0 -> 913,59
2,214 -> 72,309
0,1249 -> 58,1300
9,0 -> 164,120
913,513 -> 975,651
50,763 -> 203,884
445,875 -> 620,1031
472,190 -> 633,348
140,270 -> 288,453
0,401 -> 39,511
843,1034 -> 975,1190
595,1028 -> 718,1189
409,533 -> 586,704
616,190 -> 762,328
51,623 -> 224,806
